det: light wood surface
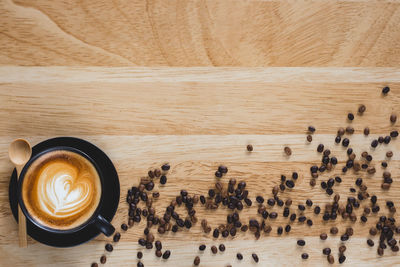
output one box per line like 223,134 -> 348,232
0,67 -> 399,266
1,0 -> 400,66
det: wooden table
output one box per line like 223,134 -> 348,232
1,1 -> 400,267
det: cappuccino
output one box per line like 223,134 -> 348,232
22,150 -> 101,230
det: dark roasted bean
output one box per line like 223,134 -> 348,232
252,253 -> 259,263
105,243 -> 113,252
162,250 -> 171,259
237,253 -> 243,260
247,145 -> 253,152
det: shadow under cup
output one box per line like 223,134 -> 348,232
17,146 -> 115,236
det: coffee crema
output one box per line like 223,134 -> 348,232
22,150 -> 101,230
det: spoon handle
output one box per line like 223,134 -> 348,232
16,165 -> 27,248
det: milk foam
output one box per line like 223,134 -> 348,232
36,161 -> 93,218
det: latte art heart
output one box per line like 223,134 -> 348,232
37,162 -> 92,218
22,150 -> 101,230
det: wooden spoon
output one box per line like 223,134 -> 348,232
9,138 -> 32,248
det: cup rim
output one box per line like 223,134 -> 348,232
17,146 -> 105,234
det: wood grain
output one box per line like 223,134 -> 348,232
1,0 -> 400,66
0,67 -> 399,266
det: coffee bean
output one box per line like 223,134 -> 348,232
161,163 -> 170,171
382,86 -> 390,94
162,250 -> 171,259
100,255 -> 106,264
215,171 -> 222,178
91,263 -> 98,267
121,223 -> 128,231
335,136 -> 341,143
199,244 -> 206,251
252,253 -> 259,263
364,127 -> 370,136
390,114 -> 397,123
213,228 -> 220,238
391,130 -> 399,137
378,247 -> 384,256
105,243 -> 113,252
317,144 -> 324,153
371,139 -> 378,148
237,253 -> 243,260
136,251 -> 143,259
297,239 -> 306,246
346,126 -> 354,134
307,135 -> 313,142
330,227 -> 338,235
137,262 -> 144,267
348,113 -> 354,121
358,104 -> 366,114
367,239 -> 374,247
155,240 -> 162,251
277,226 -> 283,235
218,244 -> 226,252
160,175 -> 167,185
194,256 -> 200,266
314,206 -> 321,214
378,136 -> 384,143
323,248 -> 331,255
386,151 -> 393,158
211,246 -> 218,254
155,250 -> 162,257
218,165 -> 228,174
342,138 -> 349,147
320,233 -> 328,240
339,245 -> 346,253
285,180 -> 294,188
327,255 -> 334,264
284,146 -> 292,156
113,232 -> 121,242
247,144 -> 253,152
339,255 -> 346,264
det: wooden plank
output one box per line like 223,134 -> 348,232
0,67 -> 399,266
1,0 -> 400,66
0,67 -> 399,136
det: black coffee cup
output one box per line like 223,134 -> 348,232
17,146 -> 115,236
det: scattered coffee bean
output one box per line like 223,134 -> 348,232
162,250 -> 171,259
252,253 -> 259,263
160,175 -> 167,185
297,239 -> 306,246
317,144 -> 324,153
91,263 -> 98,267
339,255 -> 346,264
237,253 -> 243,260
211,245 -> 218,254
155,250 -> 162,257
105,243 -> 113,252
161,163 -> 170,171
320,233 -> 328,240
121,223 -> 128,231
307,135 -> 313,142
284,146 -> 292,156
137,252 -> 143,259
367,239 -> 374,247
358,104 -> 366,114
219,244 -> 226,252
339,245 -> 346,254
364,127 -> 370,136
327,254 -> 334,264
390,114 -> 397,123
323,248 -> 331,255
247,145 -> 253,152
194,256 -> 200,266
100,255 -> 106,264
382,86 -> 390,94
301,253 -> 309,259
137,262 -> 144,267
330,227 -> 338,235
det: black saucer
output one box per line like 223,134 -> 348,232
9,137 -> 120,247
